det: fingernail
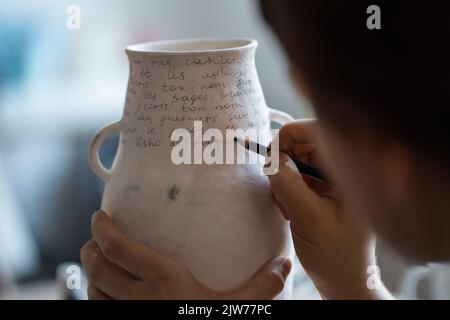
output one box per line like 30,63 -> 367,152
91,210 -> 99,222
273,257 -> 292,279
91,211 -> 104,231
282,258 -> 292,274
284,157 -> 299,173
91,212 -> 97,226
276,257 -> 291,277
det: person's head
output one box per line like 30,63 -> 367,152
260,0 -> 450,262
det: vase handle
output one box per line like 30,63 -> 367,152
400,266 -> 431,299
268,107 -> 294,125
88,121 -> 122,181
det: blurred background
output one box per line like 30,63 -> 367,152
0,0 -> 436,299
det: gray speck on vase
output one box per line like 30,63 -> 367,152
168,184 -> 180,201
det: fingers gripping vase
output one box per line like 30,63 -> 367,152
88,39 -> 294,297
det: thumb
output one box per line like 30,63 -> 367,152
232,256 -> 292,299
268,153 -> 322,227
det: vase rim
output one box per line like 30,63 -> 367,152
125,38 -> 257,55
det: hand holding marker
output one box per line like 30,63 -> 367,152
234,137 -> 329,183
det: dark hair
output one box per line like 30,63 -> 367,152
260,0 -> 450,165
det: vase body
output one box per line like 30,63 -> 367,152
89,38 -> 294,296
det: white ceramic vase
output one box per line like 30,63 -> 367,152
88,38 -> 294,297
